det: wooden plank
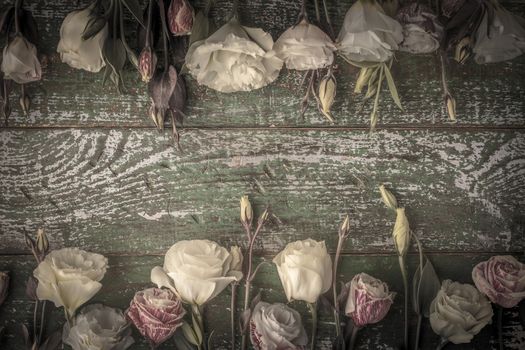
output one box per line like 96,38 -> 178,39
0,254 -> 523,349
1,0 -> 524,128
1,128 -> 524,255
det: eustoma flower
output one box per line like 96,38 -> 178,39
1,36 -> 41,84
472,255 -> 525,308
274,19 -> 335,70
168,0 -> 194,36
185,17 -> 282,92
64,304 -> 134,350
430,280 -> 493,344
126,288 -> 185,347
57,5 -> 108,73
250,301 -> 308,350
33,248 -> 108,319
396,3 -> 443,54
344,273 -> 395,328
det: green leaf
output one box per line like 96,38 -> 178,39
189,11 -> 211,46
102,38 -> 127,92
192,312 -> 203,344
82,17 -> 107,40
181,322 -> 199,346
120,0 -> 145,28
383,63 -> 403,111
207,330 -> 215,350
414,259 -> 441,318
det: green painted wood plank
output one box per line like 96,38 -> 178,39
0,254 -> 523,349
1,0 -> 524,127
1,129 -> 523,254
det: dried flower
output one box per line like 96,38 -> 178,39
0,271 -> 9,306
318,71 -> 336,123
273,239 -> 332,303
472,255 -> 525,308
33,247 -> 108,318
138,46 -> 157,82
240,195 -> 253,226
344,273 -> 395,328
274,19 -> 336,71
57,5 -> 108,73
64,304 -> 134,350
151,240 -> 243,305
1,36 -> 41,84
168,0 -> 194,36
396,3 -> 444,54
250,301 -> 308,350
148,66 -> 178,130
454,37 -> 472,64
430,280 -> 493,344
127,288 -> 185,347
185,18 -> 282,92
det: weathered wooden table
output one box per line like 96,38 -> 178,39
0,0 -> 524,349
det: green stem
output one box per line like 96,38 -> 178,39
435,338 -> 448,350
332,237 -> 343,337
158,0 -> 170,72
14,0 -> 21,34
38,301 -> 46,344
231,284 -> 237,350
313,0 -> 321,22
498,306 -> 504,350
321,0 -> 335,39
192,305 -> 205,350
414,314 -> 422,350
32,300 -> 38,342
399,255 -> 409,350
348,325 -> 360,350
308,302 -> 318,350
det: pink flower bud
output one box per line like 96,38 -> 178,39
126,288 -> 186,346
138,46 -> 157,82
168,0 -> 194,36
472,255 -> 525,308
344,273 -> 395,328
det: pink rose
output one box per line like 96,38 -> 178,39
344,273 -> 395,328
126,288 -> 186,346
168,0 -> 194,36
472,255 -> 525,308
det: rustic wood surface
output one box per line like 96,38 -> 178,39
0,0 -> 524,349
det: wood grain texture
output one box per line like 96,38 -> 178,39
1,0 -> 524,128
1,128 -> 524,255
0,254 -> 524,350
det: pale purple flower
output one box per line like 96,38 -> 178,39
126,288 -> 185,347
168,0 -> 194,36
138,46 -> 157,82
472,255 -> 525,308
344,273 -> 395,328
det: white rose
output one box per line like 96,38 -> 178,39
337,0 -> 403,63
473,6 -> 525,64
33,248 -> 108,318
430,279 -> 493,344
250,301 -> 308,350
274,19 -> 336,70
185,18 -> 283,92
1,35 -> 41,84
151,240 -> 243,305
273,239 -> 332,303
57,6 -> 108,72
63,303 -> 134,350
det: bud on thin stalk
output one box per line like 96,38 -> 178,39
257,208 -> 270,228
339,214 -> 350,238
379,185 -> 398,211
445,93 -> 456,122
240,195 -> 253,227
19,93 -> 30,115
454,37 -> 471,64
138,46 -> 157,83
35,228 -> 49,256
318,70 -> 336,123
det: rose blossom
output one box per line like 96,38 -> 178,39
126,288 -> 185,346
64,303 -> 134,350
429,279 -> 493,344
1,35 -> 41,83
33,248 -> 108,318
273,239 -> 332,303
185,18 -> 283,92
250,301 -> 308,350
472,255 -> 525,308
344,273 -> 395,327
151,240 -> 243,305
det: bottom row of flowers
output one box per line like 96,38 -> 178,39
2,234 -> 523,349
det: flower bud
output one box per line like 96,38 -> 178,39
355,67 -> 372,94
454,37 -> 471,64
138,46 -> 157,82
445,94 -> 456,122
318,71 -> 336,122
0,271 -> 9,306
393,208 -> 410,256
379,185 -> 398,210
168,0 -> 194,36
25,276 -> 38,301
240,195 -> 253,226
339,215 -> 350,238
35,228 -> 49,256
19,93 -> 30,116
258,208 -> 270,227
24,232 -> 36,252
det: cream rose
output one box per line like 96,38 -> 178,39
151,240 -> 243,305
185,18 -> 282,92
63,303 -> 134,350
1,35 -> 41,84
57,6 -> 108,72
273,239 -> 332,303
337,0 -> 403,63
429,279 -> 493,344
274,19 -> 335,70
250,301 -> 308,350
33,248 -> 108,318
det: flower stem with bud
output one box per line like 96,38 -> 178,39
399,254 -> 409,349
